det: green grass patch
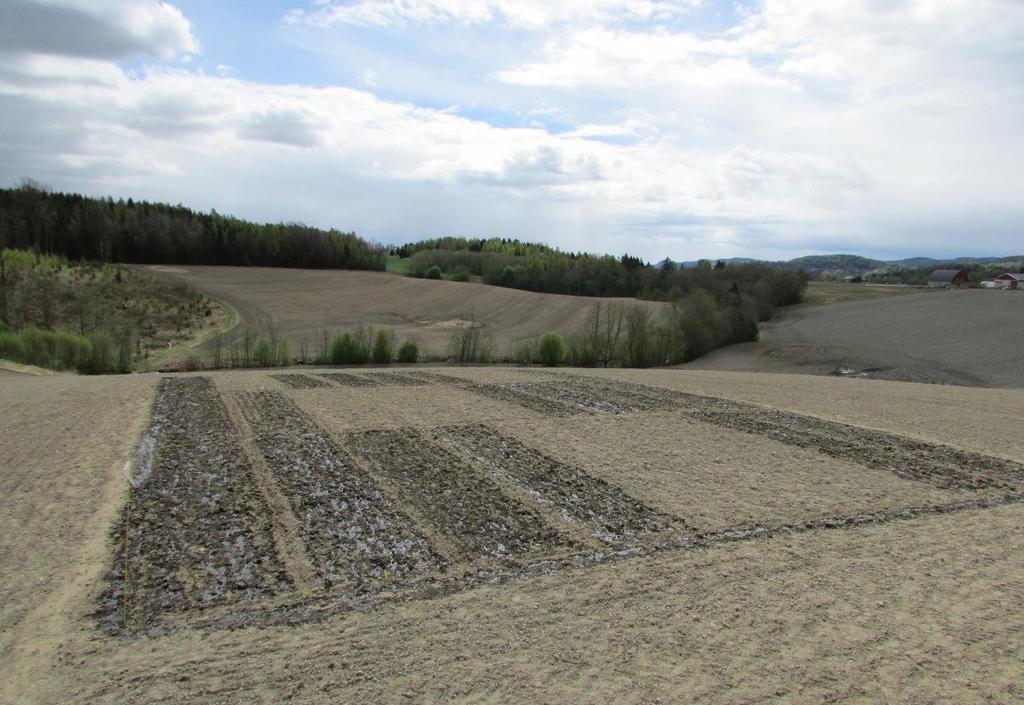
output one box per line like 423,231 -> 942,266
386,256 -> 411,275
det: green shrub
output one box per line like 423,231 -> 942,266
331,332 -> 367,364
450,270 -> 470,282
277,338 -> 293,366
0,331 -> 25,362
20,326 -> 54,369
253,336 -> 273,367
83,330 -> 117,374
371,329 -> 393,364
397,339 -> 418,363
566,337 -> 598,367
513,339 -> 536,365
55,330 -> 90,370
425,265 -> 443,280
537,332 -> 566,366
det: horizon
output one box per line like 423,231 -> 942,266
1,1 -> 1022,262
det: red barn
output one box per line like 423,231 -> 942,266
995,273 -> 1023,289
927,269 -> 968,288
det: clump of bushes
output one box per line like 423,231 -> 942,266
397,339 -> 418,363
537,332 -> 566,366
0,324 -> 127,374
371,329 -> 394,364
330,332 -> 367,364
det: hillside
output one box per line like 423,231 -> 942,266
2,367 -> 1022,704
144,265 -> 668,358
688,287 -> 1024,388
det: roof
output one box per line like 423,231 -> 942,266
995,272 -> 1024,280
928,269 -> 966,282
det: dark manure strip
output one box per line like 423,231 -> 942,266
464,382 -> 582,416
358,371 -> 431,386
237,391 -> 444,591
433,424 -> 685,545
317,372 -> 383,387
270,373 -> 331,389
523,379 -> 675,414
461,377 -> 677,417
583,378 -> 1024,492
97,377 -> 290,635
392,370 -> 475,385
344,428 -> 574,561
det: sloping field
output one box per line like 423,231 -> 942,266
2,367 -> 1023,704
144,265 -> 665,357
689,288 -> 1024,388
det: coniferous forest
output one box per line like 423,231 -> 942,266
0,184 -> 387,270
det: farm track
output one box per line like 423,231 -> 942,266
344,428 -> 575,561
270,374 -> 330,389
236,391 -> 444,592
96,377 -> 290,634
433,424 -> 683,544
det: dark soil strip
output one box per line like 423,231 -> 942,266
394,371 -> 474,385
270,374 -> 330,389
189,490 -> 1023,634
464,382 -> 582,416
537,376 -> 1024,492
461,378 -> 675,416
236,391 -> 444,592
96,377 -> 290,634
316,372 -> 382,387
358,371 -> 431,386
344,428 -> 574,560
434,424 -> 684,544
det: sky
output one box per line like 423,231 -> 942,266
1,0 -> 1022,262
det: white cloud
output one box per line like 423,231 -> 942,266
0,0 -> 198,60
288,0 -> 700,30
2,0 -> 1023,260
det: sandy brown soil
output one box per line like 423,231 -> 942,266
2,367 -> 1022,704
688,289 -> 1024,388
140,264 -> 666,358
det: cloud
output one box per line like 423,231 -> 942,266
2,0 -> 1023,261
288,0 -> 700,30
0,0 -> 198,60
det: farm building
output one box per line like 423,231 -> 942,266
994,273 -> 1023,289
927,269 -> 968,288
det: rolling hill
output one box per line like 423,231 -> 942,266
143,265 -> 667,358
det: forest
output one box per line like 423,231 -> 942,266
0,183 -> 387,270
398,236 -> 806,315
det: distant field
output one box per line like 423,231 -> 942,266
689,288 -> 1024,388
384,255 -> 410,274
800,281 -> 931,307
2,368 -> 1022,704
143,265 -> 666,358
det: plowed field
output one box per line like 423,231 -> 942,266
2,367 -> 1022,704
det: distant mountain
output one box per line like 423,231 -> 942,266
781,254 -> 885,272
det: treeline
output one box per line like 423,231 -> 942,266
205,326 -> 419,369
400,238 -> 806,317
512,295 -> 759,368
0,182 -> 386,270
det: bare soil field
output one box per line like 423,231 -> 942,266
689,288 -> 1024,388
2,367 -> 1023,704
141,265 -> 666,357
